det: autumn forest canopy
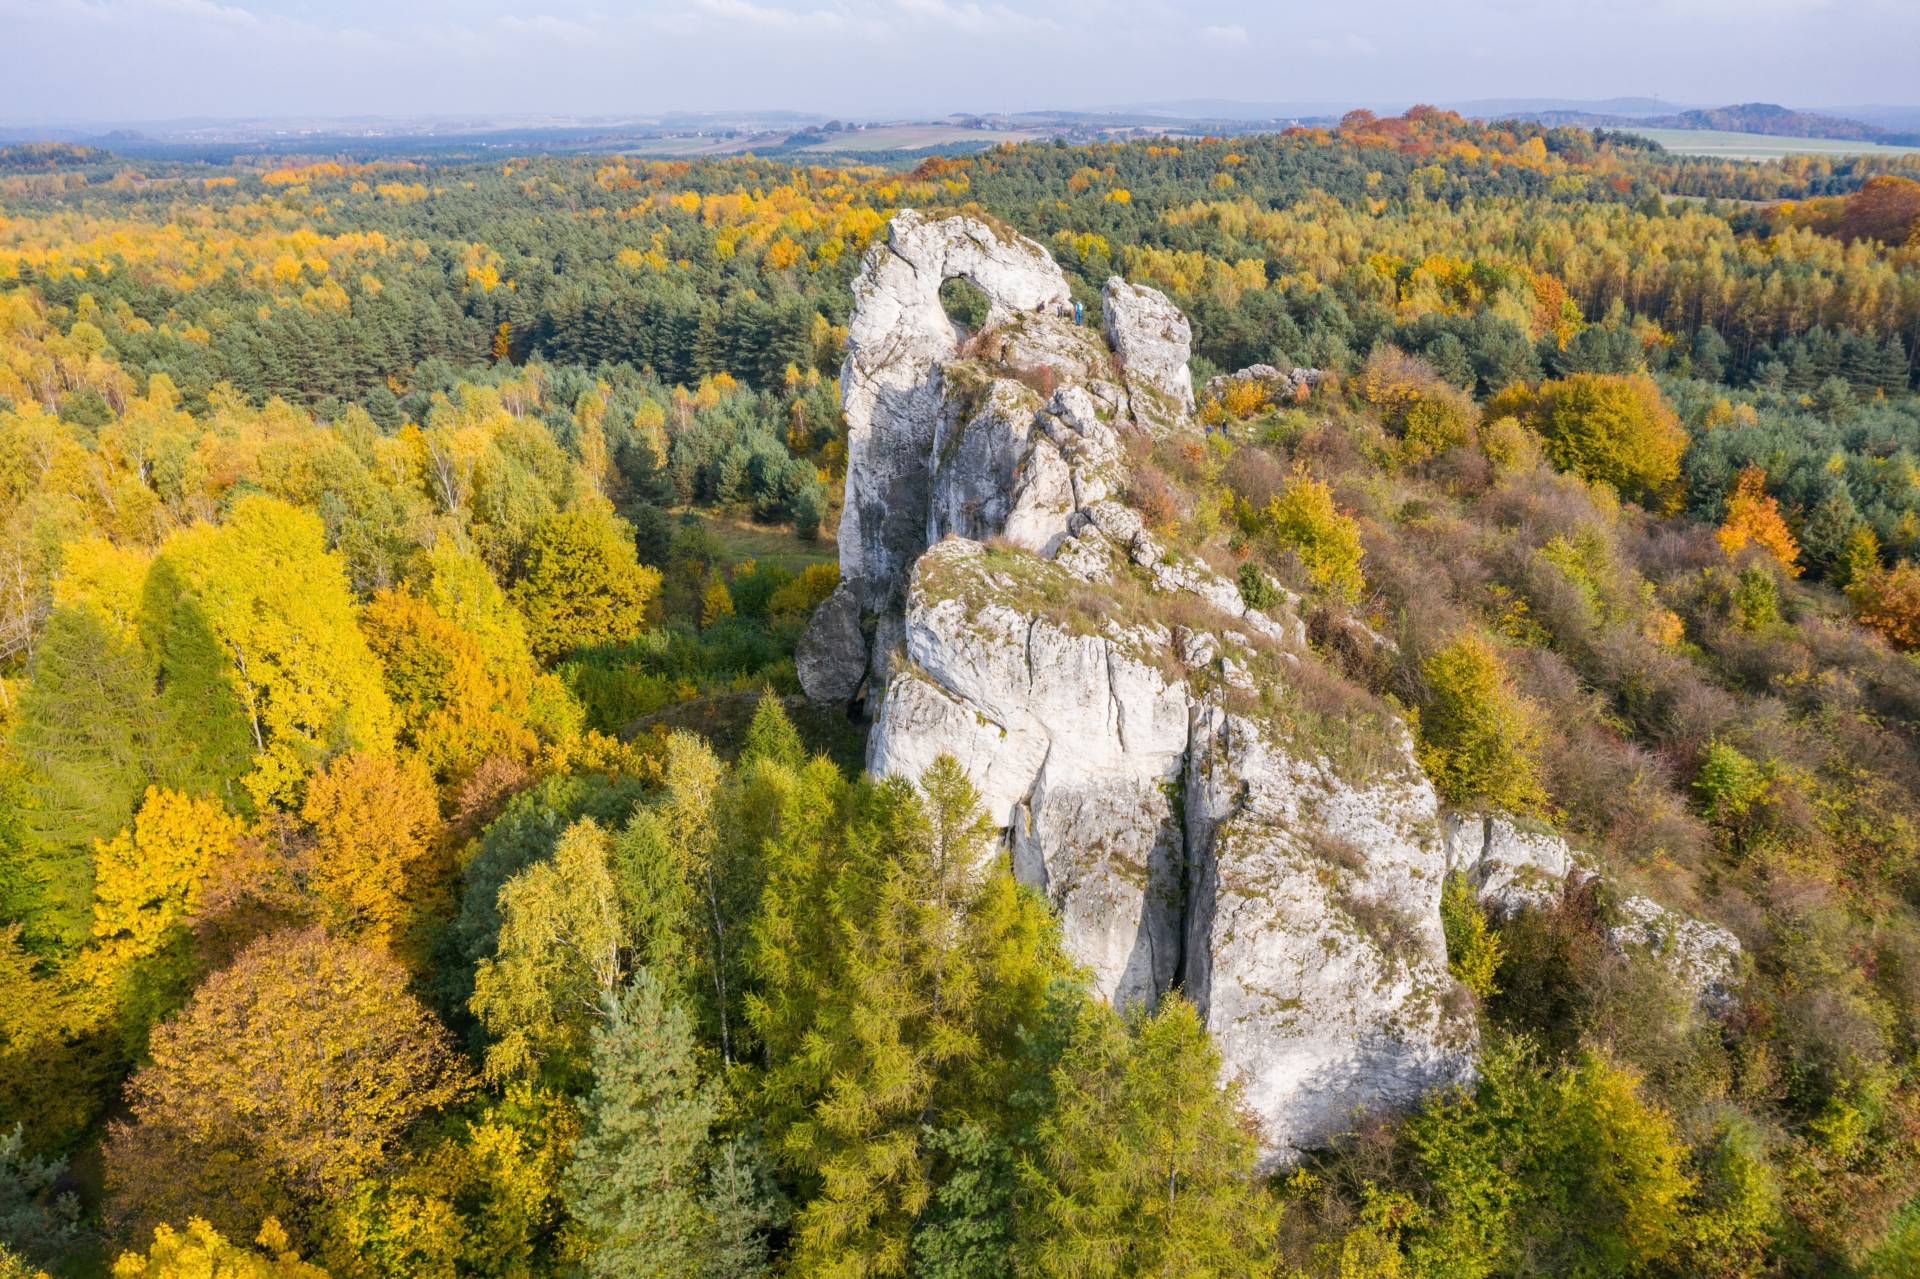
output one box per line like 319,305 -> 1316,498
4,108 -> 1920,1277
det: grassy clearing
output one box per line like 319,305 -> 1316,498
677,508 -> 838,575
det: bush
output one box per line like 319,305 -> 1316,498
1246,466 -> 1366,601
1440,873 -> 1502,999
1416,633 -> 1550,814
1851,560 -> 1920,651
1402,1038 -> 1696,1278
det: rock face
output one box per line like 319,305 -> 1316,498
835,212 -> 1070,609
1609,895 -> 1744,1014
1184,706 -> 1471,1161
812,210 -> 1483,1165
1440,812 -> 1583,916
868,539 -> 1190,1008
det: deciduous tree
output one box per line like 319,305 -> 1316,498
106,928 -> 470,1241
300,751 -> 446,951
510,509 -> 660,662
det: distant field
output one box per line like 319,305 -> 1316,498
619,134 -> 767,157
796,124 -> 1037,153
1624,127 -> 1920,159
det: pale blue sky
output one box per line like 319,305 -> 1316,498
4,0 -> 1916,124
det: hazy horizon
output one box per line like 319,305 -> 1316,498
5,0 -> 1918,127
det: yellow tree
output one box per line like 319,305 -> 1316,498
89,787 -> 239,970
1416,633 -> 1550,815
111,1219 -> 328,1279
360,586 -> 537,785
105,928 -> 471,1242
157,496 -> 395,806
1500,374 -> 1687,509
510,509 -> 660,662
1248,467 -> 1366,601
301,751 -> 447,952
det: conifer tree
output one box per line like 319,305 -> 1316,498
748,757 -> 1063,1278
565,969 -> 718,1279
740,691 -> 806,771
1016,997 -> 1278,1279
9,604 -> 166,947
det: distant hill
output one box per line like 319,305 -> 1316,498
1108,97 -> 1694,124
1822,104 -> 1920,133
1485,101 -> 1920,147
1660,103 -> 1889,141
1444,96 -> 1685,119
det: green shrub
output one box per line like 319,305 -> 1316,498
1415,634 -> 1549,815
1440,872 -> 1503,999
1732,565 -> 1780,630
1236,561 -> 1281,611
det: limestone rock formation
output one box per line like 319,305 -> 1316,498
1443,812 -> 1745,1011
1103,276 -> 1195,430
813,209 -> 1479,1166
793,582 -> 866,704
834,210 -> 1071,615
867,539 -> 1190,1008
1202,363 -> 1324,408
1440,812 -> 1584,916
1186,706 -> 1472,1162
1609,894 -> 1745,1014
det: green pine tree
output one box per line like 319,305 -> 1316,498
740,691 -> 806,771
8,604 -> 166,947
747,756 -> 1064,1278
565,969 -> 718,1279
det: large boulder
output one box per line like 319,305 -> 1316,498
1610,895 -> 1745,1014
795,581 -> 867,703
1103,276 -> 1195,430
1440,812 -> 1582,915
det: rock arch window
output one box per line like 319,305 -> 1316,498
938,275 -> 992,335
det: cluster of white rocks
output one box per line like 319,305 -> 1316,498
802,210 -> 1741,1166
1442,813 -> 1745,1011
1201,363 -> 1324,407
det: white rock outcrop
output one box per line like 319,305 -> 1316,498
1185,706 -> 1473,1162
813,210 -> 1486,1166
869,539 -> 1190,1007
835,210 -> 1071,616
1440,812 -> 1584,916
1610,895 -> 1744,1014
1443,812 -> 1745,1011
1103,276 -> 1195,430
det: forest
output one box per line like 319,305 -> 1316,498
3,107 -> 1920,1277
